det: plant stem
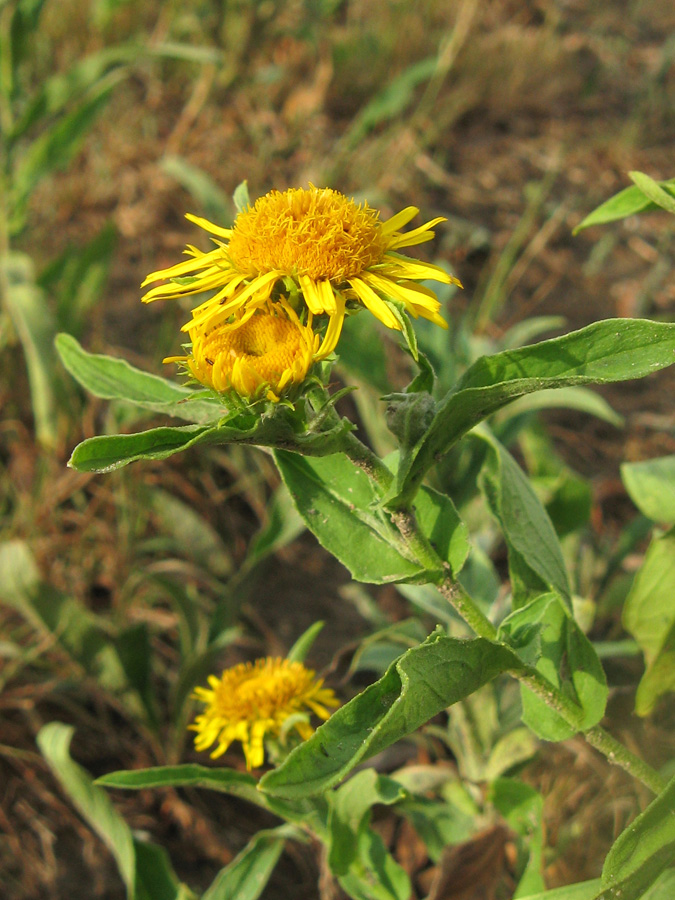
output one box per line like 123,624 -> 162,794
437,576 -> 497,639
337,417 -> 666,794
584,725 -> 667,795
437,582 -> 666,794
340,429 -> 393,491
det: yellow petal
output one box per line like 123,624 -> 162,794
382,254 -> 460,284
387,217 -> 446,249
380,206 -> 419,235
348,277 -> 401,330
298,274 -> 325,314
185,212 -> 233,239
141,249 -> 225,287
316,292 -> 346,358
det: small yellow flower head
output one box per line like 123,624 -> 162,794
166,303 -> 319,402
190,657 -> 339,770
142,186 -> 461,358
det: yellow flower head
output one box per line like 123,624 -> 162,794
166,302 -> 319,402
190,657 -> 339,770
142,186 -> 461,357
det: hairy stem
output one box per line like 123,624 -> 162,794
584,725 -> 667,795
337,417 -> 666,794
437,575 -> 497,639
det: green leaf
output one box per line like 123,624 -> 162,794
640,870 -> 675,900
328,774 -> 412,900
202,826 -> 295,900
414,484 -> 470,576
9,0 -> 48,75
499,594 -> 607,741
491,779 -> 545,897
273,450 -> 428,584
2,253 -> 60,447
96,764 -> 260,805
385,391 -> 436,450
274,450 -> 468,585
327,770 -> 407,876
115,623 -> 158,729
338,827 -> 412,900
386,319 -> 675,509
134,841 -> 189,900
56,333 -> 223,425
499,386 -> 623,428
477,430 -> 571,605
96,765 -> 328,841
499,316 -> 567,350
621,456 -> 675,524
622,527 -> 675,715
37,723 -> 136,898
232,180 -> 251,213
629,171 -> 675,215
260,629 -> 523,799
399,796 -> 477,862
573,177 -> 675,233
287,621 -> 325,663
383,297 -> 419,362
599,774 -> 675,900
68,424 -> 222,472
517,881 -> 602,900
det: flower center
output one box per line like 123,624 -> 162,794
227,187 -> 387,282
200,314 -> 304,384
213,660 -> 311,719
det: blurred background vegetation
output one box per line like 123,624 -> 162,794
1,1 -> 674,898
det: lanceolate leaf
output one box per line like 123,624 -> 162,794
599,774 -> 675,900
202,826 -> 298,900
328,770 -> 407,875
96,765 -> 328,838
3,253 -> 60,448
622,527 -> 675,716
68,425 -> 222,472
385,319 -> 675,509
37,723 -> 136,898
573,176 -> 675,233
67,408 -> 355,473
274,451 -> 469,585
477,430 -> 571,605
517,882 -> 602,900
260,629 -> 523,799
628,171 -> 675,215
274,450 -> 428,584
56,333 -> 223,424
498,594 -> 607,742
621,455 -> 675,524
96,764 -> 260,806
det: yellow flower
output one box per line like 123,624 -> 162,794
142,186 -> 461,357
190,657 -> 339,770
166,301 -> 319,402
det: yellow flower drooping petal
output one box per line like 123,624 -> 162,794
189,657 -> 339,770
143,186 -> 461,357
168,304 -> 319,402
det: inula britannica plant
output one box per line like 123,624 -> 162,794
46,178 -> 675,900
